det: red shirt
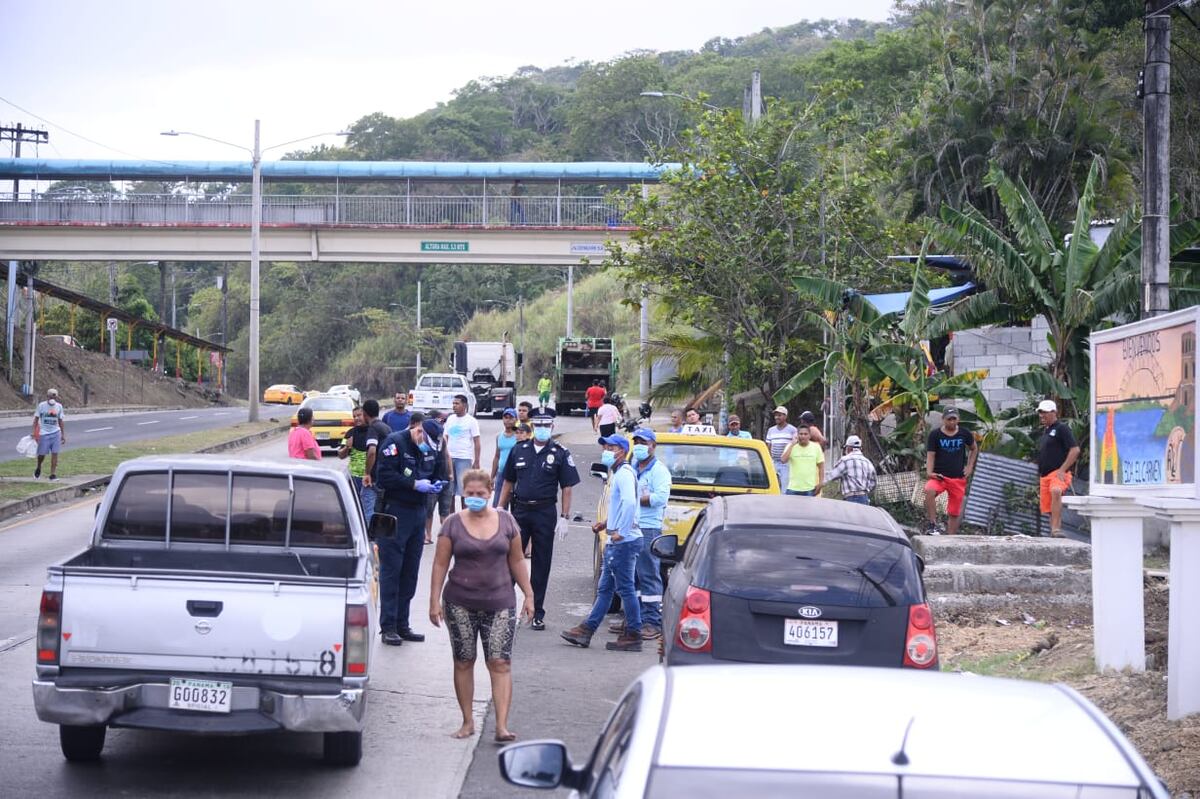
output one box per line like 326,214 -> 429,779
585,385 -> 606,409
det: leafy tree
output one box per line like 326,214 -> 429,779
927,157 -> 1200,414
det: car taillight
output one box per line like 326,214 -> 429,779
676,586 -> 712,653
902,603 -> 937,668
344,604 -> 369,676
37,590 -> 62,665
341,419 -> 354,427
290,417 -> 298,426
407,392 -> 414,406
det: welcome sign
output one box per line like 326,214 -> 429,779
1090,305 -> 1198,498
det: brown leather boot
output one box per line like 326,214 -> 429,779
605,632 -> 643,652
560,624 -> 594,648
608,620 -> 626,634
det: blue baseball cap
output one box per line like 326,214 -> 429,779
422,420 -> 444,447
631,428 -> 657,443
501,407 -> 517,418
597,434 -> 630,451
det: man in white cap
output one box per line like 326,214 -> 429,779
765,406 -> 798,488
1035,399 -> 1079,538
818,435 -> 877,505
32,388 -> 67,480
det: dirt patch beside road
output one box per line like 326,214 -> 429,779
938,583 -> 1198,795
4,337 -> 228,410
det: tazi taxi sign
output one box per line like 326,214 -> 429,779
680,424 -> 716,436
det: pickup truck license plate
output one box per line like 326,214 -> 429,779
168,678 -> 232,714
784,619 -> 838,647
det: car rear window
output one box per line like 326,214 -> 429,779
103,471 -> 351,548
303,397 -> 354,412
655,443 -> 771,489
698,527 -> 922,607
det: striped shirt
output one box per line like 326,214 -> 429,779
825,450 -> 877,497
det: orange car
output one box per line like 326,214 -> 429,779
263,384 -> 304,405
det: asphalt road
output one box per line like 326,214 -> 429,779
0,405 -> 296,463
0,410 -> 652,798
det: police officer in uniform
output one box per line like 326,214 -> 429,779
498,408 -> 580,630
375,419 -> 448,646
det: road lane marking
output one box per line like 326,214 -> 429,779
180,415 -> 199,420
136,420 -> 160,426
84,426 -> 113,433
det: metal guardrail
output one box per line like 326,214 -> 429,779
0,193 -> 633,228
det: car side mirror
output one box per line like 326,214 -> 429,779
368,513 -> 397,541
498,740 -> 572,790
590,462 -> 609,481
651,534 -> 680,563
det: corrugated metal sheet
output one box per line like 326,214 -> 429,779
0,158 -> 679,183
962,453 -> 1085,536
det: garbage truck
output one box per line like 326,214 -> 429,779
554,337 -> 618,415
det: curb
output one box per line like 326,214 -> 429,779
0,424 -> 287,525
0,405 -> 188,421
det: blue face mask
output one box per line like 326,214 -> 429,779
632,444 -> 650,462
463,496 -> 488,513
600,450 -> 616,467
418,441 -> 432,454
533,426 -> 552,443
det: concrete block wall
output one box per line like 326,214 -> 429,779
949,317 -> 1053,411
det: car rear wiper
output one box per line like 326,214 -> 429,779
855,566 -> 896,606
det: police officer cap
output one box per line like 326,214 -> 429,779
422,420 -> 444,446
531,407 -> 557,422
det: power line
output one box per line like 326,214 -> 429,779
0,95 -> 155,161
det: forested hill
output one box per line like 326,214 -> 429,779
35,3 -> 1200,401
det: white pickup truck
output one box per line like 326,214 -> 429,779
32,455 -> 394,767
408,372 -> 476,416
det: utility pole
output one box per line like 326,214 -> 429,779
158,262 -> 169,371
219,265 -> 228,392
2,125 -> 48,384
248,119 -> 262,421
518,295 -> 526,392
415,279 -> 422,376
0,123 -> 49,197
1142,0 -> 1172,318
108,262 -> 118,358
566,264 -> 574,338
750,69 -> 762,124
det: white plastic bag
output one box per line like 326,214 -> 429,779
16,435 -> 38,458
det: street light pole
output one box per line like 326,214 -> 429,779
248,119 -> 262,421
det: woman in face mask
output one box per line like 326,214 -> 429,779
428,469 -> 534,743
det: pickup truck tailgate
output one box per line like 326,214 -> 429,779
60,576 -> 347,678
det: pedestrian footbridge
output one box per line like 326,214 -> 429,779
0,159 -> 673,264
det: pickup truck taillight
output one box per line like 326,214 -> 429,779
344,604 -> 369,676
407,391 -> 414,407
37,590 -> 63,665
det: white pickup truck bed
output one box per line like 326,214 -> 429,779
32,456 -> 385,766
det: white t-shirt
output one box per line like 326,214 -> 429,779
596,404 -> 622,426
35,400 -> 65,434
765,424 -> 798,463
444,412 -> 481,460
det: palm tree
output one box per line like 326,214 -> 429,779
927,156 -> 1200,410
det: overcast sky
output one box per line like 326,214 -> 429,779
2,0 -> 896,163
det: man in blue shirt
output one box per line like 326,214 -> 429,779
725,414 -> 753,439
561,433 -> 643,651
381,391 -> 412,434
628,429 -> 670,639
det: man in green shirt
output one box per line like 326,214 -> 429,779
537,374 -> 552,406
781,424 -> 825,496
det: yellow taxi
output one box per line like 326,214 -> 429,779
263,384 -> 305,405
292,394 -> 357,453
590,429 -> 780,587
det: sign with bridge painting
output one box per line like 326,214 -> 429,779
1090,305 -> 1198,498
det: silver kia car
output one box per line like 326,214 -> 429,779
499,664 -> 1167,798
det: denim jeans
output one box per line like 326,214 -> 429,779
352,475 -> 378,526
636,528 -> 663,628
787,488 -> 817,496
585,539 -> 641,633
844,494 -> 870,505
378,501 -> 427,633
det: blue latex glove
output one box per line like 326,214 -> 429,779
414,479 -> 435,494
432,480 -> 448,493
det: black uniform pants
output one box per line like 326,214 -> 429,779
512,503 -> 556,619
379,498 -> 428,633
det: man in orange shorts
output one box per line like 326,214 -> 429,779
924,407 -> 977,535
1035,400 -> 1080,537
